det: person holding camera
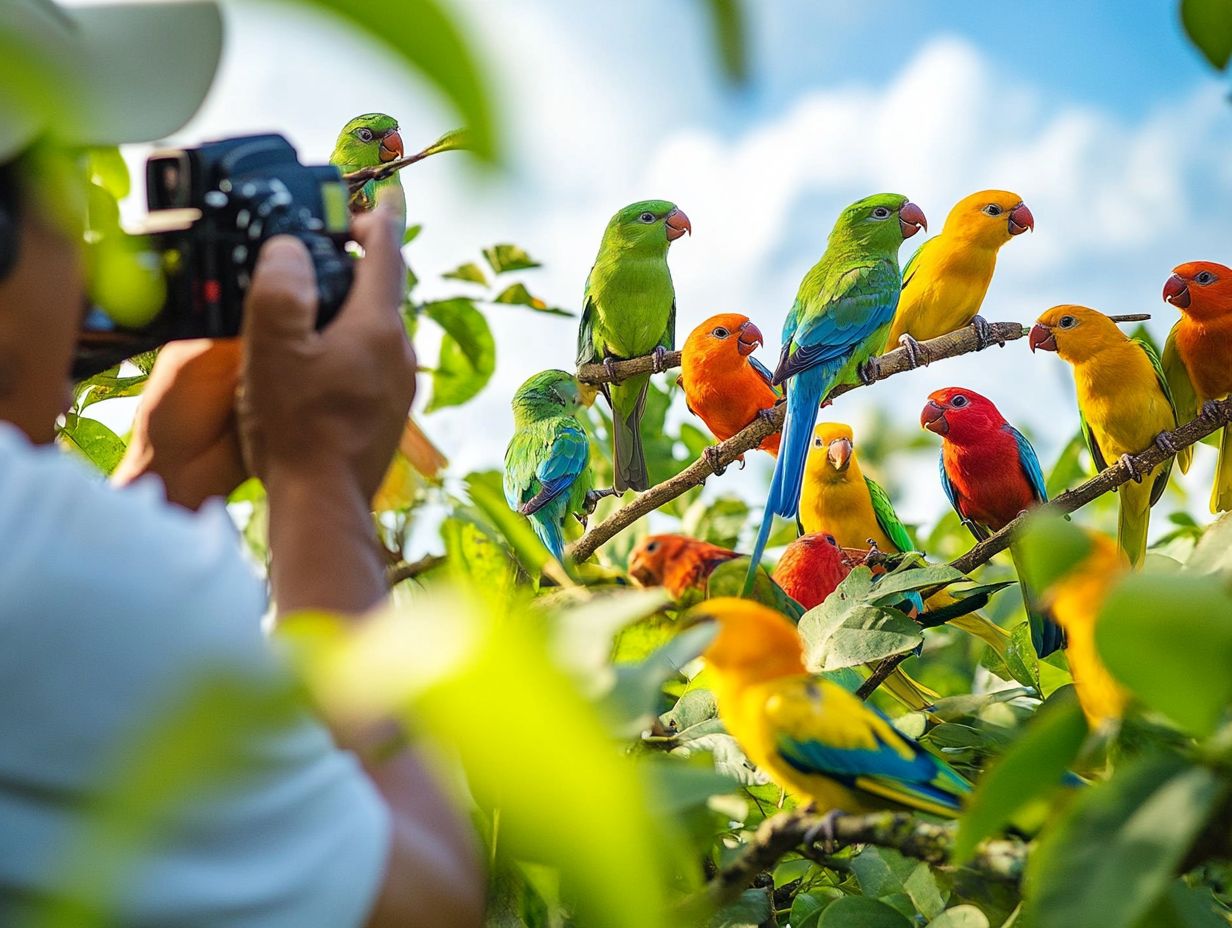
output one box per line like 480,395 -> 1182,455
0,2 -> 483,926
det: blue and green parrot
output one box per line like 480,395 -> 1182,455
577,200 -> 691,492
745,194 -> 926,589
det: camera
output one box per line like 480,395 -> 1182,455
73,133 -> 354,379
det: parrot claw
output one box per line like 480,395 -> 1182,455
704,446 -> 728,476
802,810 -> 844,853
602,356 -> 620,382
650,346 -> 669,374
1119,453 -> 1144,483
1154,432 -> 1179,456
858,358 -> 880,385
897,333 -> 929,369
584,487 -> 619,513
971,315 -> 1002,349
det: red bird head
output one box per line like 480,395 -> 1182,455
683,313 -> 765,365
921,387 -> 1008,445
771,533 -> 851,610
1165,262 -> 1232,321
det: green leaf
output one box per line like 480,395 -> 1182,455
929,905 -> 991,928
441,261 -> 487,285
953,688 -> 1087,861
424,298 -> 496,412
483,243 -> 541,274
58,413 -> 126,475
492,282 -> 575,317
299,0 -> 497,161
700,0 -> 749,85
816,896 -> 912,927
1096,572 -> 1232,735
1015,513 -> 1094,594
1026,754 -> 1225,928
1181,0 -> 1232,69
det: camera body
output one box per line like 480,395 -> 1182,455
74,134 -> 354,378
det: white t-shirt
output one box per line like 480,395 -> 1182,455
0,423 -> 389,927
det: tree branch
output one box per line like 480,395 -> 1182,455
689,807 -> 1026,913
857,396 -> 1232,700
569,320 -> 1027,561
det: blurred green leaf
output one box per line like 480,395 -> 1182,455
483,243 -> 542,274
816,896 -> 912,927
954,688 -> 1087,862
1181,0 -> 1232,68
59,413 -> 126,475
442,261 -> 488,285
424,298 -> 496,412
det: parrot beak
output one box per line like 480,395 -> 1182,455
921,400 -> 949,435
1008,202 -> 1035,235
665,208 -> 692,242
736,320 -> 763,357
1029,323 -> 1058,353
379,130 -> 404,163
899,202 -> 927,238
827,437 -> 853,471
1163,274 -> 1191,309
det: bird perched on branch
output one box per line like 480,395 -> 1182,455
577,200 -> 691,492
1162,261 -> 1232,512
330,112 -> 406,220
627,533 -> 740,600
504,370 -> 608,563
693,598 -> 970,817
1030,306 -> 1179,564
745,194 -> 926,591
922,388 -> 1065,657
887,190 -> 1033,367
678,313 -> 781,471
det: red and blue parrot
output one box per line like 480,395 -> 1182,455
921,387 -> 1065,657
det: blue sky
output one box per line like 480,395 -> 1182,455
97,0 -> 1232,551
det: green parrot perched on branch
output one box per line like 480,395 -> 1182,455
577,200 -> 691,492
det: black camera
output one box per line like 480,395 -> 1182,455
74,133 -> 354,379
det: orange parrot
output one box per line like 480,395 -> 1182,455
1162,261 -> 1232,512
678,313 -> 781,473
627,533 -> 741,600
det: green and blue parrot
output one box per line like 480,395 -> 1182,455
504,370 -> 597,563
745,194 -> 926,591
577,199 -> 691,492
330,112 -> 406,224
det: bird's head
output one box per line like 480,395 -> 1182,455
684,313 -> 764,363
687,598 -> 807,683
511,369 -> 588,424
1030,305 -> 1125,363
830,193 -> 926,256
627,534 -> 690,587
1165,262 -> 1232,321
807,421 -> 857,480
332,113 -> 404,170
944,189 -> 1033,247
601,199 -> 691,255
921,387 -> 1006,444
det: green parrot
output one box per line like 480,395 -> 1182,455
504,370 -> 612,563
577,199 -> 692,492
329,112 -> 406,223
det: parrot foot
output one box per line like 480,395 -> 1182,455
704,446 -> 728,476
602,356 -> 620,382
1119,453 -> 1144,483
971,314 -> 1002,349
584,487 -> 619,513
802,809 -> 844,853
858,357 -> 880,385
1200,399 -> 1225,423
1154,431 -> 1180,456
897,333 -> 929,369
650,346 -> 669,374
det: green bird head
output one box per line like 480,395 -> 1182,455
828,193 -> 927,255
599,199 -> 692,255
512,370 -> 592,426
330,113 -> 405,171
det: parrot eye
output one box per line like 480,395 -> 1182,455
712,327 -> 730,339
356,127 -> 375,143
1058,315 -> 1077,328
871,207 -> 891,220
639,211 -> 656,223
983,204 -> 1003,216
950,395 -> 969,408
645,541 -> 659,553
1196,271 -> 1216,285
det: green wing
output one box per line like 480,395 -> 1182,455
1135,336 -> 1179,504
865,476 -> 917,554
1161,323 -> 1196,474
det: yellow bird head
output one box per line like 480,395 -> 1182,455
1030,304 -> 1128,364
689,597 -> 807,683
942,189 -> 1034,248
806,422 -> 857,482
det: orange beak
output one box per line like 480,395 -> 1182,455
665,208 -> 692,242
379,130 -> 404,163
921,400 -> 948,435
737,320 -> 763,357
827,437 -> 853,471
1029,323 -> 1057,353
1163,273 -> 1190,309
1009,202 -> 1034,235
899,201 -> 927,238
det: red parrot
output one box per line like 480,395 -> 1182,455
678,312 -> 781,473
627,533 -> 740,599
771,532 -> 853,610
921,387 -> 1064,657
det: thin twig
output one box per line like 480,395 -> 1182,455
857,396 -> 1232,700
386,553 -> 447,587
569,320 -> 1027,561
